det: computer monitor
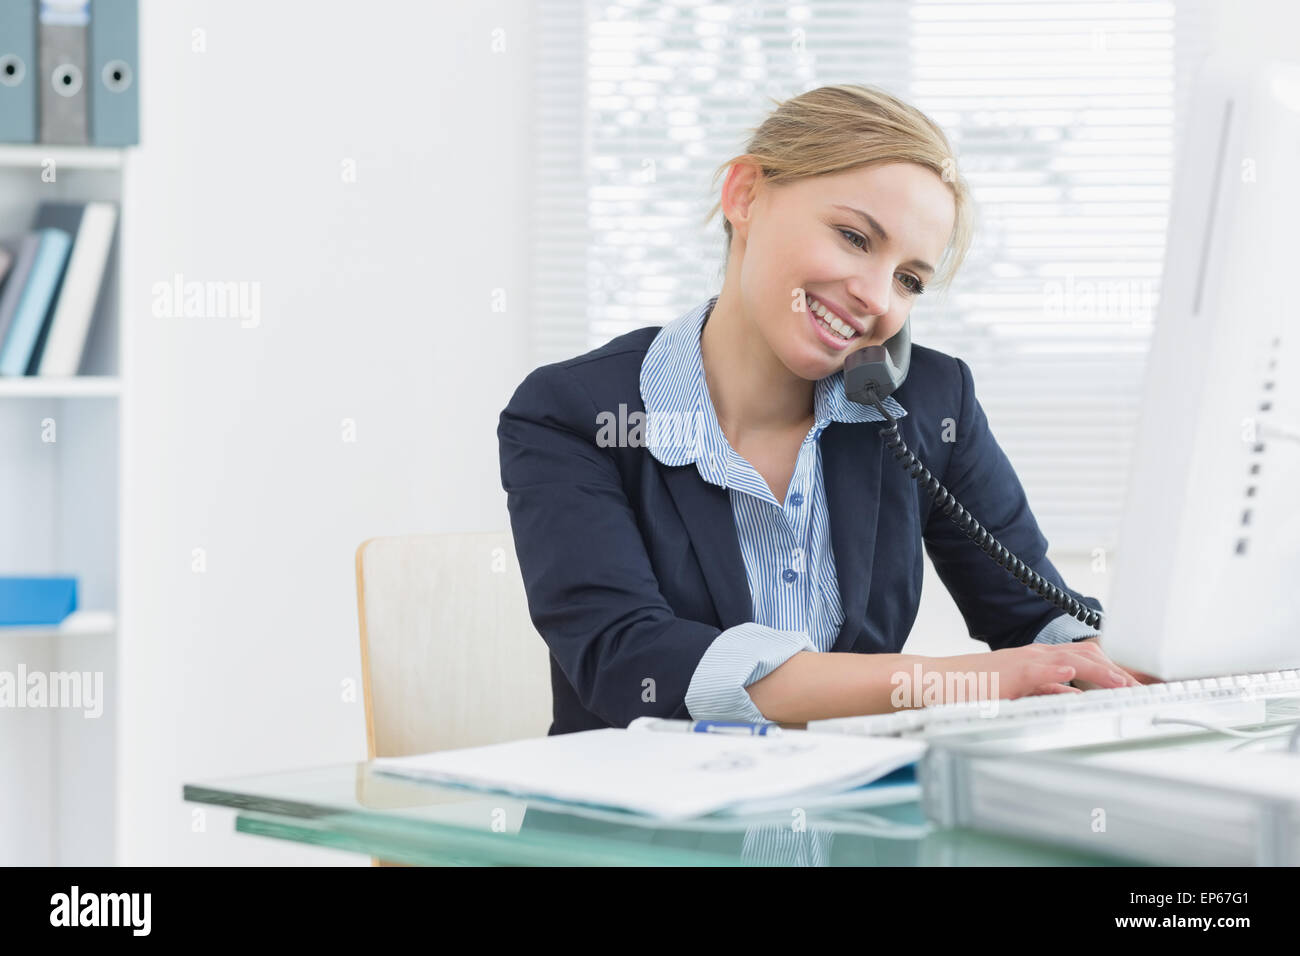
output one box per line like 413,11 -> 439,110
1104,54 -> 1300,680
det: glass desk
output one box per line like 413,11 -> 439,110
181,761 -> 1135,866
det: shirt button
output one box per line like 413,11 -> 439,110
788,492 -> 804,506
782,569 -> 798,583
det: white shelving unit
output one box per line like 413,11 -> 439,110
0,145 -> 125,866
0,376 -> 120,397
0,610 -> 117,640
0,145 -> 125,171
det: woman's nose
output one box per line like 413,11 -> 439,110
844,270 -> 894,328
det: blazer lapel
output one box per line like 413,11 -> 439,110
823,421 -> 885,652
661,465 -> 754,630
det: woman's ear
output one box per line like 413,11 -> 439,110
721,160 -> 763,245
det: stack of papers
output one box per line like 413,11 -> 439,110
372,726 -> 923,821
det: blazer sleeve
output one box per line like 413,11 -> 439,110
921,356 -> 1103,650
499,362 -> 730,727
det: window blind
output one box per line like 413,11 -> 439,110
531,0 -> 1214,552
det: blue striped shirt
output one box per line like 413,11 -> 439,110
640,295 -> 1092,725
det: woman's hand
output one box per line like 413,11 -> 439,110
1065,637 -> 1161,689
940,640 -> 1141,703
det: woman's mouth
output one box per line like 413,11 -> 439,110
805,294 -> 861,350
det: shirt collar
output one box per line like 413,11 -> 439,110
638,294 -> 908,487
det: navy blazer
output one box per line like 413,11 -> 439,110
498,326 -> 1102,736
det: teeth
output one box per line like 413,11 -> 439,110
815,311 -> 852,341
808,296 -> 857,339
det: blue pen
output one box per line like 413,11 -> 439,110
629,717 -> 784,736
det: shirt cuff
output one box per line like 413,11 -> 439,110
684,622 -> 816,723
1032,612 -> 1102,645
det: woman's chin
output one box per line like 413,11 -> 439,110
781,346 -> 841,382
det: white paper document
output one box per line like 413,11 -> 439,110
371,727 -> 924,821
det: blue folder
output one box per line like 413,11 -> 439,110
0,576 -> 78,627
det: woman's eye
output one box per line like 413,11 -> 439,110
838,228 -> 867,250
838,227 -> 926,296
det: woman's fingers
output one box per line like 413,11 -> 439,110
989,643 -> 1144,702
1020,660 -> 1077,692
1056,645 -> 1138,687
1123,666 -> 1162,685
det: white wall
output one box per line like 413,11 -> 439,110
119,0 -> 535,864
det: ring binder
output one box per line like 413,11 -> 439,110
90,0 -> 138,145
38,0 -> 91,145
0,0 -> 37,143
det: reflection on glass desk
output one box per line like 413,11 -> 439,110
182,762 -> 1135,866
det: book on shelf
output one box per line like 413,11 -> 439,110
0,200 -> 117,377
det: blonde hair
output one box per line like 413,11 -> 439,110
703,84 -> 974,292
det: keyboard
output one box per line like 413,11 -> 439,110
806,669 -> 1300,748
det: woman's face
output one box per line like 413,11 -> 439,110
725,161 -> 956,382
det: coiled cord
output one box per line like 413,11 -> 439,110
866,386 -> 1103,631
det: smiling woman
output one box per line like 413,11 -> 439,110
703,84 -> 975,296
498,82 -> 1137,745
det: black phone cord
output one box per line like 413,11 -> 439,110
865,386 -> 1103,631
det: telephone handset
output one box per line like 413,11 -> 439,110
844,322 -> 1102,631
844,317 -> 912,402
